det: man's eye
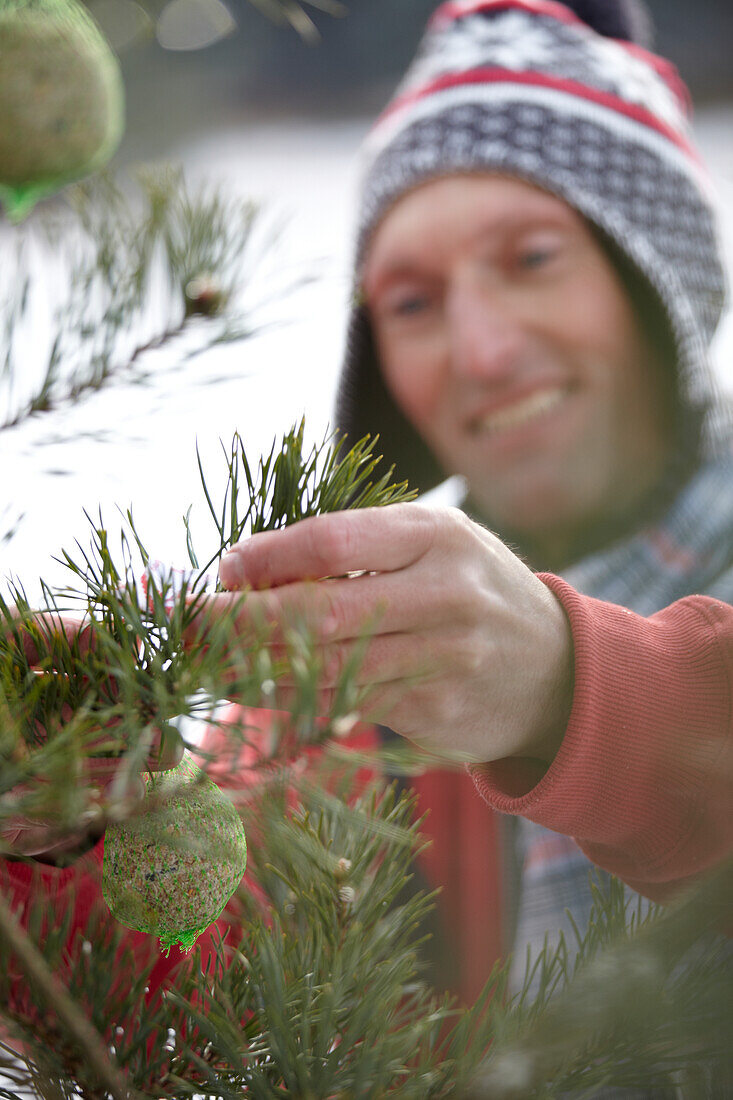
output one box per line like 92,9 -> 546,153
514,235 -> 568,271
391,293 -> 431,316
517,248 -> 555,270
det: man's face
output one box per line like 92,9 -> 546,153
363,175 -> 674,546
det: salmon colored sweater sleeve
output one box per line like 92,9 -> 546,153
470,574 -> 733,902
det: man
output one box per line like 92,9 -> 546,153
214,0 -> 733,1010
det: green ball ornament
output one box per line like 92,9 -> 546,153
0,0 -> 125,221
102,753 -> 247,954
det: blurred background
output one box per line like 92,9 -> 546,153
111,0 -> 733,153
2,0 -> 733,593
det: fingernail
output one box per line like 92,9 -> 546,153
220,551 -> 245,589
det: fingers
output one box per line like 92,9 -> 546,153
236,628 -> 462,742
218,503 -> 436,590
12,614 -> 96,667
261,678 -> 408,731
274,631 -> 438,690
261,676 -> 441,752
188,565 -> 461,654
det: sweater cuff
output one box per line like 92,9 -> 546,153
469,575 -> 732,891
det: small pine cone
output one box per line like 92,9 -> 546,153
184,273 -> 226,318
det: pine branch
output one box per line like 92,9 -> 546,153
191,419 -> 416,579
2,770 -> 731,1096
0,891 -> 138,1100
0,505 -> 24,547
0,168 -> 285,435
467,864 -> 733,1098
0,885 -> 189,1097
150,781 -> 472,1098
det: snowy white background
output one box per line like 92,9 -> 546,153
2,106 -> 732,597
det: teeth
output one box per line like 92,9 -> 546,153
479,387 -> 565,435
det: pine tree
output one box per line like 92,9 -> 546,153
1,134 -> 731,1100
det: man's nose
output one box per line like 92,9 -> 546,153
446,276 -> 524,382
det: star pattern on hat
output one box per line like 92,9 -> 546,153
397,7 -> 685,136
399,11 -> 563,93
586,36 -> 686,130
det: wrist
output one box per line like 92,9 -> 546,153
521,587 -> 574,766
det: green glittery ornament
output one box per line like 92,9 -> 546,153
0,0 -> 125,221
102,753 -> 247,953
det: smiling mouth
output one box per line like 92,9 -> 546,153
474,386 -> 568,437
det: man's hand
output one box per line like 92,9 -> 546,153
201,504 -> 573,765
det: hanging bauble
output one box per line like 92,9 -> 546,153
102,753 -> 247,953
0,0 -> 125,221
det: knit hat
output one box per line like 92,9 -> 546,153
335,0 -> 729,493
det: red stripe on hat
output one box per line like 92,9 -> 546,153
379,67 -> 698,163
428,0 -> 690,113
